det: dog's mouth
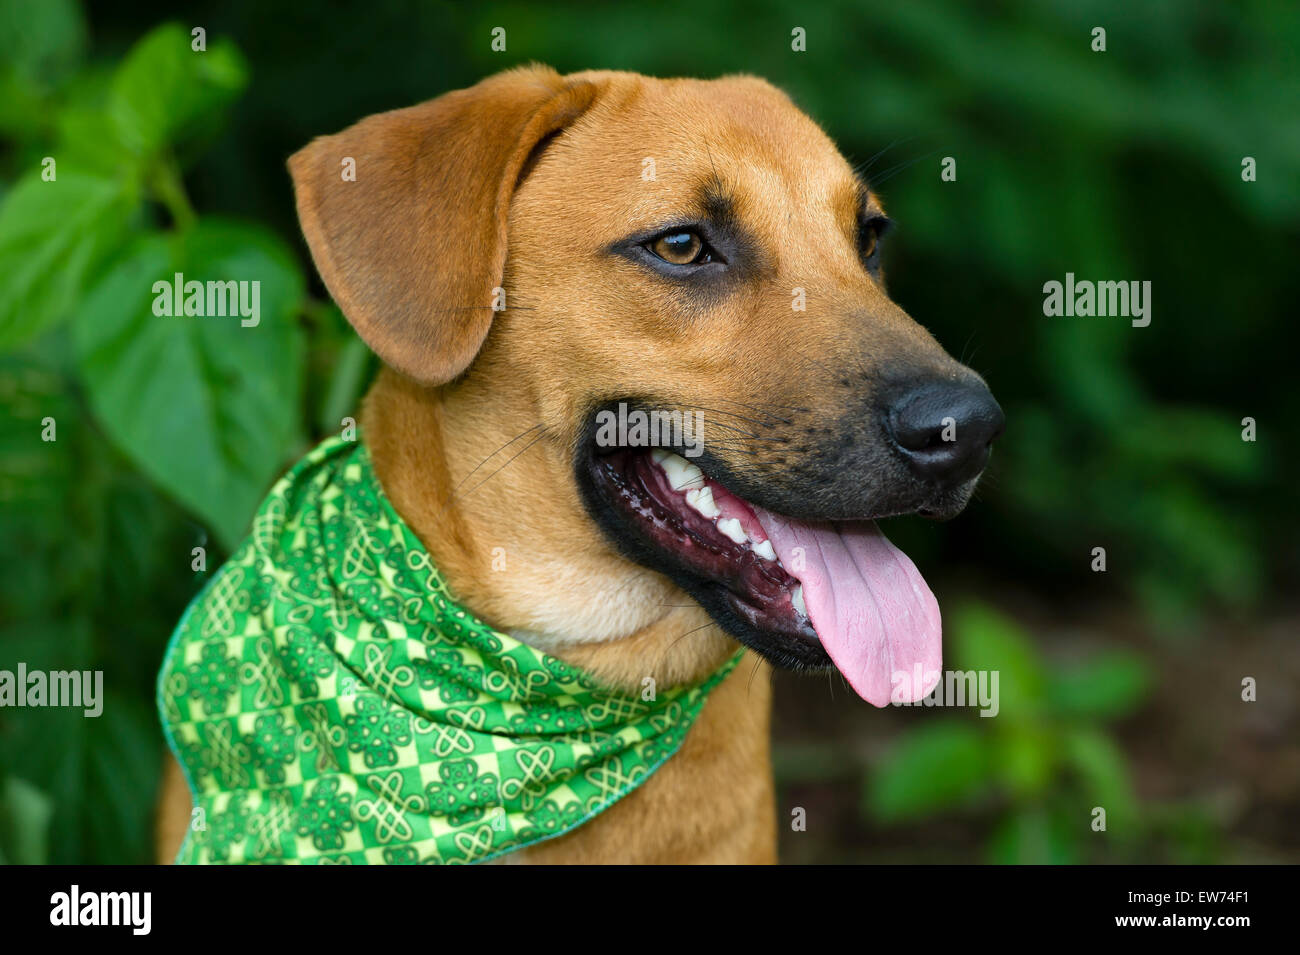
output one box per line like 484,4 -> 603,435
580,444 -> 942,707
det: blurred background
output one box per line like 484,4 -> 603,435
1,0 -> 1296,863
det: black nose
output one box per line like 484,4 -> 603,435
886,378 -> 1004,486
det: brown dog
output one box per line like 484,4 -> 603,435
156,65 -> 1002,864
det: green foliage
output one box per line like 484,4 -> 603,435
1049,652 -> 1149,720
0,0 -> 85,141
108,23 -> 247,160
74,222 -> 305,547
868,722 -> 993,822
0,173 -> 139,348
866,604 -> 1150,863
0,15 -> 361,862
0,775 -> 52,864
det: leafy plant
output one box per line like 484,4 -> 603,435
0,776 -> 52,864
0,11 -> 369,862
866,603 -> 1151,863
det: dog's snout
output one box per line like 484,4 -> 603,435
885,379 -> 1005,487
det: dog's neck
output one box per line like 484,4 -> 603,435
360,367 -> 736,691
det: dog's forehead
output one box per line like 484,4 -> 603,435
556,72 -> 861,223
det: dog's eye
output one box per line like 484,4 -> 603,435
858,214 -> 891,265
647,231 -> 714,266
860,228 -> 878,260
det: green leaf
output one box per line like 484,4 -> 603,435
0,356 -> 89,615
0,619 -> 160,863
867,721 -> 993,822
951,603 -> 1048,718
992,723 -> 1056,799
1063,727 -> 1138,838
54,104 -> 140,180
0,173 -> 139,349
989,806 -> 1077,864
109,23 -> 248,159
74,220 -> 306,547
0,0 -> 85,139
3,690 -> 161,864
317,331 -> 374,434
0,776 -> 53,865
0,0 -> 85,87
1048,650 -> 1150,720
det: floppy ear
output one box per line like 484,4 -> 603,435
288,66 -> 598,385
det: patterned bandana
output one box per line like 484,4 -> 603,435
158,434 -> 741,864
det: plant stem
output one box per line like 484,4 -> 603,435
151,158 -> 196,231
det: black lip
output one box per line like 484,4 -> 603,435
573,409 -> 831,672
571,399 -> 982,672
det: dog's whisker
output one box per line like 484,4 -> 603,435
671,407 -> 779,436
692,447 -> 765,458
458,429 -> 547,499
784,345 -> 842,381
696,443 -> 768,451
694,434 -> 787,445
651,621 -> 720,676
705,397 -> 797,425
672,417 -> 763,440
671,405 -> 773,432
869,148 -> 941,187
852,135 -> 918,176
704,140 -> 721,186
454,423 -> 544,495
682,413 -> 765,433
867,150 -> 929,185
745,655 -> 764,698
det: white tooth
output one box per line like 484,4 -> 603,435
752,539 -> 776,561
660,452 -> 704,491
791,584 -> 807,617
717,517 -> 747,544
685,486 -> 721,518
650,448 -> 669,464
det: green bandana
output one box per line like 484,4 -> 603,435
158,434 -> 741,864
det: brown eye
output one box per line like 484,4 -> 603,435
650,231 -> 707,265
858,214 -> 890,265
860,228 -> 877,260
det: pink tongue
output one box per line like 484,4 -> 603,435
752,507 -> 942,707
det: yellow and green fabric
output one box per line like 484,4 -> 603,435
158,434 -> 740,864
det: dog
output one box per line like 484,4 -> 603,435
156,64 -> 1003,864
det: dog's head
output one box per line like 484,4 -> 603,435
289,66 -> 1003,705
